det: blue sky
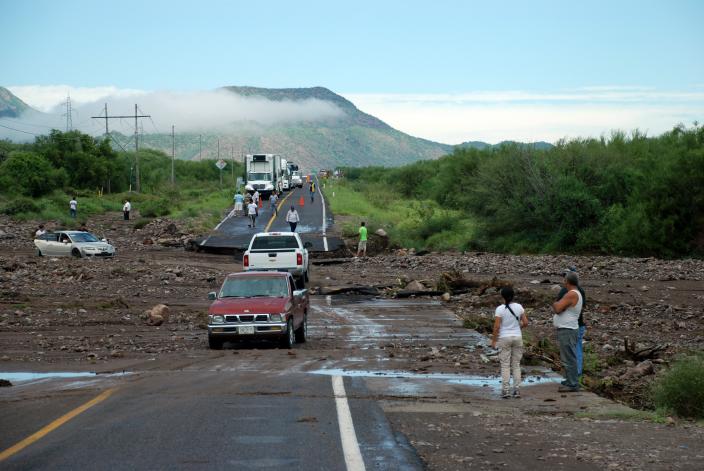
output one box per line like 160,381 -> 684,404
1,0 -> 703,143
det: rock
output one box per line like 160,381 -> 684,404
375,228 -> 388,237
0,379 -> 12,387
405,280 -> 427,291
530,279 -> 541,284
623,360 -> 654,378
0,355 -> 10,361
441,292 -> 451,302
145,304 -> 170,326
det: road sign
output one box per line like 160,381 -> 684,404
215,159 -> 227,170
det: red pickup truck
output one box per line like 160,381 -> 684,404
207,271 -> 309,349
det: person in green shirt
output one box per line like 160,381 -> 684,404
357,221 -> 368,257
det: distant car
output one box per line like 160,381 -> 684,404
34,231 -> 115,258
207,271 -> 310,349
243,232 -> 311,289
291,172 -> 303,188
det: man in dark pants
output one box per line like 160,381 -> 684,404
556,267 -> 587,379
552,271 -> 583,392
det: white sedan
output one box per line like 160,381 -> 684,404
34,231 -> 115,258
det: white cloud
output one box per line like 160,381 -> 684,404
344,88 -> 704,144
4,86 -> 345,136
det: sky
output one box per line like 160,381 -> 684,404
1,0 -> 703,143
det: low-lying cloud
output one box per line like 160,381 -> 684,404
2,86 -> 345,139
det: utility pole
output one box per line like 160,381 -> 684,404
102,103 -> 109,135
231,145 -> 235,183
199,134 -> 202,161
91,104 -> 150,192
171,125 -> 175,185
218,139 -> 221,186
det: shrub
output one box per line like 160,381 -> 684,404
133,218 -> 153,230
140,198 -> 171,218
2,197 -> 41,215
652,354 -> 704,419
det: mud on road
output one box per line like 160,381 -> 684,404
1,214 -> 704,470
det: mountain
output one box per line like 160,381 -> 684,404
132,86 -> 453,169
456,139 -> 554,150
0,86 -> 32,118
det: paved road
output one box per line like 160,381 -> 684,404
199,177 -> 342,253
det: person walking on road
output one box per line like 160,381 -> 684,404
69,196 -> 78,218
491,286 -> 529,398
552,271 -> 583,392
556,267 -> 587,378
247,200 -> 258,228
309,181 -> 315,203
286,206 -> 300,232
252,190 -> 260,206
269,192 -> 279,215
356,221 -> 368,257
123,199 -> 131,221
234,191 -> 244,214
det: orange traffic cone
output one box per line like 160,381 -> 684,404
299,196 -> 305,207
258,198 -> 263,209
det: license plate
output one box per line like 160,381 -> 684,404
239,326 -> 255,335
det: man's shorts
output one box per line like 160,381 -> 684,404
358,240 -> 367,251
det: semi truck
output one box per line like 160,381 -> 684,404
244,154 -> 282,197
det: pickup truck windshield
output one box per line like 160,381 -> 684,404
70,232 -> 100,243
220,277 -> 288,298
251,236 -> 299,250
248,172 -> 272,181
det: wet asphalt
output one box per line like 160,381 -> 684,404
199,178 -> 342,253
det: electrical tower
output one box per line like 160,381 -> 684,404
91,104 -> 151,192
62,94 -> 73,131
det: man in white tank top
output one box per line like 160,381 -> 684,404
552,271 -> 582,392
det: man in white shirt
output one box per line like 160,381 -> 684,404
552,271 -> 583,392
69,197 -> 78,218
123,200 -> 132,220
247,201 -> 258,228
285,206 -> 300,232
35,224 -> 46,237
252,190 -> 260,206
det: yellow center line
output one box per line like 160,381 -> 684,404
265,189 -> 295,232
0,387 -> 116,462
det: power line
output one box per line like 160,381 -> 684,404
0,123 -> 38,135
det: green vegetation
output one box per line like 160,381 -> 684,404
324,178 -> 476,250
334,125 -> 704,257
0,130 -> 242,230
652,354 -> 704,419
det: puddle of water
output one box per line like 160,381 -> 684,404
0,371 -> 130,382
1,371 -> 97,382
310,368 -> 562,392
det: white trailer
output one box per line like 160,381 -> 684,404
245,154 -> 281,197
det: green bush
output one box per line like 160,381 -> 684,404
133,218 -> 153,230
140,198 -> 171,218
2,197 -> 41,215
652,354 -> 704,419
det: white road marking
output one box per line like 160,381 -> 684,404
317,175 -> 329,252
332,375 -> 366,471
200,208 -> 236,246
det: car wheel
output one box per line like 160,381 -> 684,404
295,276 -> 305,290
280,318 -> 295,349
71,248 -> 82,258
295,313 -> 307,343
208,335 -> 223,350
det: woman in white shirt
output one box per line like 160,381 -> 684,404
491,286 -> 529,398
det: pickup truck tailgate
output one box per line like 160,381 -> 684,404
248,249 -> 299,270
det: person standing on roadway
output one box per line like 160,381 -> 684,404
309,181 -> 316,203
269,192 -> 279,215
356,221 -> 368,257
252,190 -> 260,206
286,206 -> 300,232
233,191 -> 244,214
247,200 -> 258,228
491,286 -> 529,398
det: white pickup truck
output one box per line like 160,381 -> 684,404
243,232 -> 312,288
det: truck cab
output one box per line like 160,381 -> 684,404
245,154 -> 281,197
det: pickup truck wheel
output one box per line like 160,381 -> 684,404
208,335 -> 223,350
71,248 -> 82,258
295,314 -> 307,343
280,318 -> 295,349
304,269 -> 309,283
295,277 -> 305,290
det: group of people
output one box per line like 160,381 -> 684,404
233,185 -> 315,231
66,197 -> 132,221
490,267 -> 586,398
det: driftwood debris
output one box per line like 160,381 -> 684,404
623,337 -> 668,361
394,290 -> 445,299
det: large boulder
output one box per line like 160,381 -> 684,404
405,280 -> 427,291
144,304 -> 170,326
